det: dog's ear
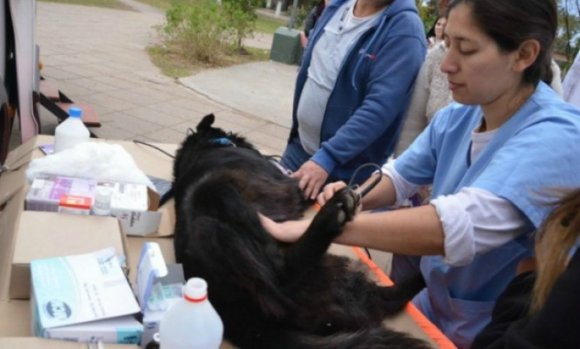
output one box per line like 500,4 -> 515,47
197,113 -> 215,132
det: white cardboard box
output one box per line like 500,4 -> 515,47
30,248 -> 142,344
135,243 -> 184,347
25,174 -> 161,236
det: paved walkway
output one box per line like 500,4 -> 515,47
117,0 -> 164,14
33,2 -> 296,156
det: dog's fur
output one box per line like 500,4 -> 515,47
165,114 -> 430,349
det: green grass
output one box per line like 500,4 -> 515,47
38,0 -> 132,10
132,0 -> 286,35
148,45 -> 194,78
133,0 -> 173,10
148,44 -> 271,79
255,14 -> 287,35
245,46 -> 270,61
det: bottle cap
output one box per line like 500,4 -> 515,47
68,106 -> 83,118
183,278 -> 208,303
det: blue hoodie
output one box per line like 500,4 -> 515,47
287,0 -> 426,183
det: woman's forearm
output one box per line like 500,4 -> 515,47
335,204 -> 445,255
360,173 -> 397,210
264,199 -> 445,256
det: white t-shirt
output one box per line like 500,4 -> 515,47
297,0 -> 382,154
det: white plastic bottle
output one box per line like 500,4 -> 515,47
91,186 -> 113,216
158,278 -> 224,349
54,106 -> 90,153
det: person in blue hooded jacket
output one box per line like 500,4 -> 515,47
261,0 -> 580,347
280,0 -> 426,199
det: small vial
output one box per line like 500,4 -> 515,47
92,186 -> 113,216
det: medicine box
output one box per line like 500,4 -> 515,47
30,247 -> 142,344
25,174 -> 161,235
58,195 -> 92,215
135,242 -> 184,347
26,174 -> 149,214
25,174 -> 97,212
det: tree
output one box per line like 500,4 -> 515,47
222,0 -> 261,49
416,0 -> 445,34
557,0 -> 580,71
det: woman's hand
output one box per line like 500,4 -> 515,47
316,181 -> 348,206
259,213 -> 311,243
291,160 -> 329,200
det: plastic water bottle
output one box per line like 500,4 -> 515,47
158,278 -> 224,349
54,106 -> 90,153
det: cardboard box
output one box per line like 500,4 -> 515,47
30,248 -> 142,344
135,242 -> 184,347
0,300 -> 32,337
25,174 -> 98,212
25,173 -> 162,236
0,137 -> 178,349
9,211 -> 127,299
32,315 -> 143,345
0,338 -> 138,349
58,195 -> 92,215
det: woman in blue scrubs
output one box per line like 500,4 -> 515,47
261,0 -> 580,347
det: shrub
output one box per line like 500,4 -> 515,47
163,0 -> 230,64
161,0 -> 259,64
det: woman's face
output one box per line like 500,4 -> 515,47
434,17 -> 447,40
440,3 -> 521,106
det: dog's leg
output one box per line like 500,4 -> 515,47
178,177 -> 293,317
284,188 -> 358,272
377,272 -> 426,315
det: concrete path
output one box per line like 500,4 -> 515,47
179,61 -> 296,128
32,2 -> 296,156
117,0 -> 164,14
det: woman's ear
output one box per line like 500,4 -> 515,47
513,39 -> 541,73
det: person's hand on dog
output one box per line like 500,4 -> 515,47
259,213 -> 310,243
317,181 -> 347,206
291,160 -> 329,200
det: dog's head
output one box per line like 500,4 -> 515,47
173,113 -> 256,179
161,113 -> 260,206
180,113 -> 255,151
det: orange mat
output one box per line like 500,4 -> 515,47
352,247 -> 457,349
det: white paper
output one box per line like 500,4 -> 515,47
31,247 -> 140,329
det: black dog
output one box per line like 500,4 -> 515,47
165,114 -> 430,349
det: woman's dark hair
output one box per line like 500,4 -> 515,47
426,16 -> 441,39
447,0 -> 557,86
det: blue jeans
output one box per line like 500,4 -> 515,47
280,137 -> 310,173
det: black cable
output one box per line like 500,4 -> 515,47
364,247 -> 372,260
347,162 -> 383,199
347,163 -> 383,261
132,139 -> 175,159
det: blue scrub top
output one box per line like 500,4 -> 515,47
395,82 -> 580,348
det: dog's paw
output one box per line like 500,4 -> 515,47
319,187 -> 359,227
